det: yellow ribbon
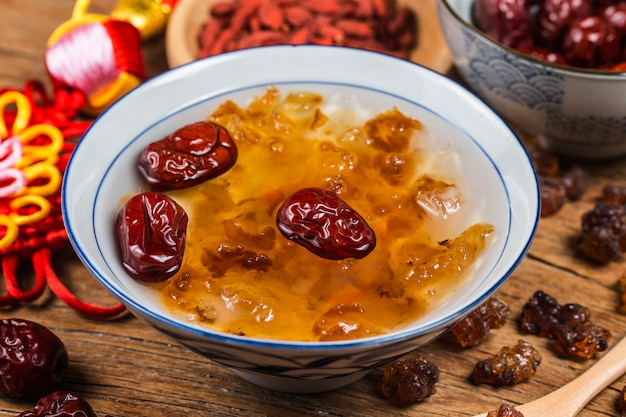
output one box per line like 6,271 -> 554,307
0,90 -> 63,249
0,91 -> 31,138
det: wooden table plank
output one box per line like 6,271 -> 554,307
1,1 -> 626,416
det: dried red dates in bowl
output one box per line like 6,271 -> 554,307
438,0 -> 626,160
276,187 -> 377,261
472,0 -> 626,70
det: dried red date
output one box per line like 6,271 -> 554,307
516,45 -> 569,64
472,0 -> 534,48
535,0 -> 593,48
562,16 -> 621,68
116,192 -> 188,282
0,318 -> 68,400
276,187 -> 376,260
601,2 -> 626,36
138,121 -> 238,191
18,391 -> 98,417
473,0 -> 626,69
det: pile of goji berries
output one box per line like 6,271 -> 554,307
198,0 -> 417,59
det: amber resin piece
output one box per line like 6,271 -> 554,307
487,404 -> 525,417
539,177 -> 567,217
602,183 -> 626,205
520,290 -> 610,359
561,166 -> 591,201
381,353 -> 439,407
579,201 -> 626,264
471,339 -> 541,386
522,138 -> 592,218
450,295 -> 510,347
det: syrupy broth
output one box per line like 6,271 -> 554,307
157,86 -> 494,342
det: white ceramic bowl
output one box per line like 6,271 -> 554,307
62,45 -> 539,394
437,0 -> 626,160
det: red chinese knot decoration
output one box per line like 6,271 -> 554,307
0,80 -> 125,318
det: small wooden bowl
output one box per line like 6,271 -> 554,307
165,0 -> 452,73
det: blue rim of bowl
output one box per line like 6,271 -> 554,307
438,0 -> 626,77
62,45 -> 540,351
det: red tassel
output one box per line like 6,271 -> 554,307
34,248 -> 126,319
0,81 -> 127,318
3,254 -> 46,303
103,20 -> 145,80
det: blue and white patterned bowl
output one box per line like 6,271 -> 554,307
438,0 -> 626,160
61,45 -> 539,394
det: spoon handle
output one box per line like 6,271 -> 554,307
473,335 -> 626,417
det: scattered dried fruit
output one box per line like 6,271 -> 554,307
539,177 -> 567,217
523,138 -> 591,217
471,339 -> 541,386
520,290 -> 610,359
381,353 -> 439,407
602,183 -> 626,205
450,295 -> 511,347
487,404 -> 525,417
579,185 -> 626,264
17,391 -> 101,417
0,318 -> 68,400
561,166 -> 592,201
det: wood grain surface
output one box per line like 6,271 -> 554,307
1,1 -> 626,416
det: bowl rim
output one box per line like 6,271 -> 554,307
62,44 -> 540,351
438,0 -> 626,77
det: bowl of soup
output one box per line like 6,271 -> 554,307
62,45 -> 539,394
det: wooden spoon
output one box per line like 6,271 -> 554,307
473,335 -> 626,417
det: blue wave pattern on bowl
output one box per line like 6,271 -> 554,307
149,321 -> 458,394
464,31 -> 565,112
439,0 -> 626,157
463,31 -> 626,145
158,324 -> 450,380
546,113 -> 626,145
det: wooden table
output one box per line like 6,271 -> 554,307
1,1 -> 626,416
